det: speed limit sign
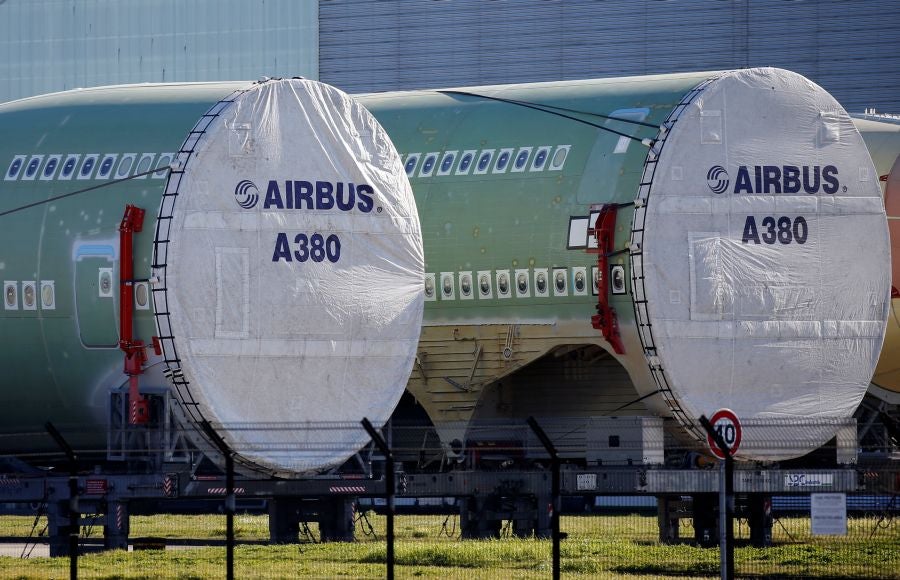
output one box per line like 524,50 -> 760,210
707,408 -> 742,459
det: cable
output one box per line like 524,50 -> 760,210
869,494 -> 896,539
439,513 -> 458,539
0,165 -> 170,218
81,512 -> 101,538
606,389 -> 664,415
498,97 -> 660,129
20,498 -> 48,559
356,509 -> 378,540
299,520 -> 318,544
438,89 -> 657,146
773,515 -> 797,542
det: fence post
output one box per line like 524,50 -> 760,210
527,416 -> 560,580
699,415 -> 735,580
361,418 -> 394,580
45,422 -> 78,580
225,452 -> 235,580
200,421 -> 235,580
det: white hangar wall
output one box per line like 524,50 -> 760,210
0,0 -> 318,103
319,0 -> 900,113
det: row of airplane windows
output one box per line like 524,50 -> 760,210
5,145 -> 571,183
3,276 -> 152,311
424,266 -> 623,302
4,280 -> 55,311
403,144 -> 571,178
4,153 -> 172,182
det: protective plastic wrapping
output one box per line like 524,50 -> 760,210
154,79 -> 423,473
636,68 -> 890,460
872,152 -> 900,392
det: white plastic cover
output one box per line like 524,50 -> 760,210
156,79 -> 423,474
636,68 -> 890,460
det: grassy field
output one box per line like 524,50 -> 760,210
0,512 -> 896,578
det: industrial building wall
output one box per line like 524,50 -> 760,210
0,0 -> 318,103
319,0 -> 900,113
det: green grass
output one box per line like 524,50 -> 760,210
0,513 -> 896,579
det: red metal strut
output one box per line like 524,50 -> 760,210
119,204 -> 149,425
587,204 -> 625,355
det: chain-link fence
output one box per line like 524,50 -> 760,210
0,416 -> 896,578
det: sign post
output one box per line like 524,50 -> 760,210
700,410 -> 742,580
706,408 -> 742,459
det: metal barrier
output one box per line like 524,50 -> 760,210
0,417 -> 896,578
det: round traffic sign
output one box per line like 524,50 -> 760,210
707,408 -> 742,459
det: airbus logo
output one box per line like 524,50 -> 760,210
706,164 -> 841,195
260,180 -> 376,213
234,180 -> 260,209
706,165 -> 729,194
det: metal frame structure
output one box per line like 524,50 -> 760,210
0,394 -> 896,556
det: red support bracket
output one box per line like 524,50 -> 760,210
119,205 -> 149,425
587,204 -> 625,355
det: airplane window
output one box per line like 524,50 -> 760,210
100,271 -> 112,295
552,147 -> 568,168
135,155 -> 154,174
477,152 -> 491,171
25,158 -> 40,177
574,270 -> 585,292
404,155 -> 419,176
460,274 -> 472,296
43,158 -> 58,177
23,284 -> 35,308
517,273 -> 528,293
440,153 -> 455,173
99,157 -> 115,177
498,274 -> 509,295
116,155 -> 135,178
515,150 -> 529,169
135,283 -> 149,308
61,157 -> 77,177
459,153 -> 473,172
7,158 -> 22,178
41,282 -> 55,309
555,271 -> 566,292
496,151 -> 510,170
422,154 -> 436,174
81,157 -> 95,176
612,266 -> 626,294
534,149 -> 548,169
153,154 -> 174,178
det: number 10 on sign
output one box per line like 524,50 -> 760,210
707,408 -> 742,459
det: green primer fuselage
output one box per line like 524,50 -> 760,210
1,71 -> 834,453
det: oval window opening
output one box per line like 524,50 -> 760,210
552,148 -> 567,168
135,283 -> 149,308
42,284 -> 54,307
515,151 -> 529,169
